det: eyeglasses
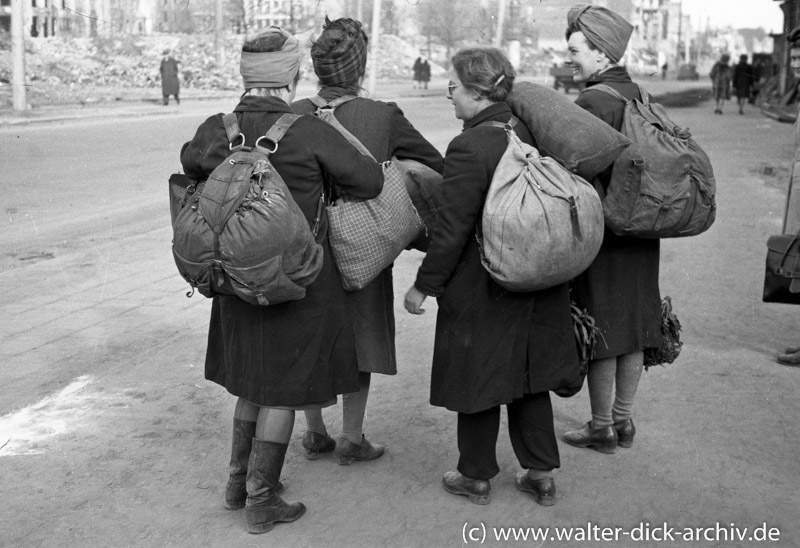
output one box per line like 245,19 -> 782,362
447,82 -> 461,96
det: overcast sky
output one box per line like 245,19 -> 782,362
681,0 -> 783,32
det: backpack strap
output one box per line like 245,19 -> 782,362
222,113 -> 245,149
583,83 -> 650,105
256,113 -> 302,152
308,95 -> 329,108
482,116 -> 518,132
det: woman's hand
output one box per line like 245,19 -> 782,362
404,285 -> 427,315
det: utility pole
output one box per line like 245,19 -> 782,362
367,0 -> 380,96
214,0 -> 224,65
675,0 -> 683,70
494,0 -> 508,49
12,0 -> 27,111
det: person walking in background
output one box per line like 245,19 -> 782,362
293,17 -> 444,465
733,54 -> 756,115
776,26 -> 800,366
420,57 -> 431,90
404,47 -> 581,507
561,4 -> 663,454
710,53 -> 732,114
179,26 -> 384,534
159,49 -> 180,106
413,56 -> 423,89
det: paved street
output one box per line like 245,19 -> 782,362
1,78 -> 799,547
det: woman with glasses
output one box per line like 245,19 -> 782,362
404,47 -> 580,507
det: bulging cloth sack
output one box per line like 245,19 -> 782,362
505,81 -> 631,180
480,119 -> 605,292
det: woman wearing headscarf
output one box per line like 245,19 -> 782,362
180,27 -> 384,534
710,53 -> 733,114
404,47 -> 580,507
293,17 -> 444,466
561,4 -> 663,454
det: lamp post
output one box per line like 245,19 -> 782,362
12,0 -> 26,111
367,0 -> 381,96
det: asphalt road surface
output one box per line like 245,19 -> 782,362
1,86 -> 799,547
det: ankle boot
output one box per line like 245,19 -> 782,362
245,439 -> 305,534
336,434 -> 385,466
224,420 -> 284,510
563,422 -> 617,454
614,418 -> 636,448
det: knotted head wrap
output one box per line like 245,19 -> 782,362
239,26 -> 301,90
789,25 -> 800,47
567,4 -> 633,64
311,17 -> 369,87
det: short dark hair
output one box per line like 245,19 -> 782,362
451,47 -> 515,102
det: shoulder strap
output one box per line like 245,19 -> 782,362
312,96 -> 375,160
222,113 -> 244,148
585,83 -> 650,106
257,113 -> 302,150
308,95 -> 328,108
482,116 -> 518,131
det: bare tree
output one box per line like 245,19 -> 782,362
417,0 -> 486,67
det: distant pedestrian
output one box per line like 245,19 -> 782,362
420,58 -> 431,89
561,4 -> 663,454
733,54 -> 756,115
777,26 -> 800,366
710,53 -> 732,114
413,56 -> 423,88
661,62 -> 668,80
160,49 -> 180,105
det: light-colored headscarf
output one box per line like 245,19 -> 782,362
239,26 -> 301,90
567,4 -> 633,64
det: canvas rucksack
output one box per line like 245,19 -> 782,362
480,118 -> 605,292
171,112 -> 324,306
584,84 -> 716,238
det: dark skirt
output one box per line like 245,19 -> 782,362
348,267 -> 397,375
204,237 -> 360,407
570,228 -> 663,360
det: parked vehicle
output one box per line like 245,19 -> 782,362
549,64 -> 584,93
677,64 -> 699,81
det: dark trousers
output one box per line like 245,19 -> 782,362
456,392 -> 559,480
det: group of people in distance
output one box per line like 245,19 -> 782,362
179,4 -> 665,535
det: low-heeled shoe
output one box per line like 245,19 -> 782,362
442,471 -> 490,505
301,431 -> 336,460
515,472 -> 556,506
614,418 -> 636,448
563,422 -> 617,454
336,435 -> 385,466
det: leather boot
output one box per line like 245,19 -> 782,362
224,420 -> 284,510
442,471 -> 490,505
563,422 -> 617,454
614,418 -> 636,448
245,439 -> 305,534
336,434 -> 385,466
301,430 -> 336,460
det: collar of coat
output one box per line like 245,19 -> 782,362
233,94 -> 294,114
462,101 -> 513,131
585,66 -> 632,87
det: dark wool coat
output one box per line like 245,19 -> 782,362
414,102 -> 581,414
160,56 -> 180,96
733,61 -> 756,99
180,95 -> 384,407
293,89 -> 444,376
710,61 -> 732,100
572,67 -> 663,359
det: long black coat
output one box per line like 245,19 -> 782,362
180,95 -> 384,407
293,89 -> 444,376
414,102 -> 581,414
160,56 -> 180,96
572,67 -> 663,359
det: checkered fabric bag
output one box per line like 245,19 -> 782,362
312,95 -> 424,291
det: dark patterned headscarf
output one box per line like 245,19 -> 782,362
311,17 -> 369,87
567,4 -> 633,64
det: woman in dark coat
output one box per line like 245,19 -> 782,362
292,17 -> 444,466
733,54 -> 755,115
562,5 -> 662,454
180,27 -> 383,534
404,47 -> 581,507
159,49 -> 180,105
